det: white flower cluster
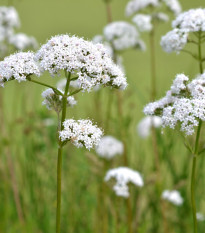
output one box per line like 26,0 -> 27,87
161,9 -> 205,53
125,0 -> 159,17
196,213 -> 205,222
0,6 -> 20,41
0,7 -> 37,57
160,29 -> 188,53
104,167 -> 144,198
132,14 -> 153,32
163,0 -> 182,16
42,88 -> 77,112
95,136 -> 124,159
35,35 -> 127,92
0,52 -> 40,86
137,116 -> 162,138
144,73 -> 205,135
162,190 -> 183,206
172,8 -> 205,32
103,21 -> 145,51
59,119 -> 103,150
9,33 -> 38,51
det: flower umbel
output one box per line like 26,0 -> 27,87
105,167 -> 144,198
59,119 -> 103,150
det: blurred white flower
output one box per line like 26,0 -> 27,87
132,14 -> 152,32
163,0 -> 182,16
9,33 -> 38,50
162,190 -> 183,206
95,135 -> 124,159
105,167 -> 144,198
196,213 -> 205,222
137,116 -> 162,138
103,21 -> 143,51
59,119 -> 103,150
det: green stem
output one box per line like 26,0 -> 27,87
28,78 -> 63,96
190,31 -> 204,233
56,72 -> 71,233
149,28 -> 156,101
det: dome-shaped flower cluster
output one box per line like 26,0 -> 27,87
0,7 -> 38,58
0,52 -> 41,86
103,21 -> 145,51
126,0 -> 181,34
162,190 -> 183,206
104,167 -> 144,198
59,119 -> 103,150
35,35 -> 127,91
161,8 -> 205,53
42,88 -> 77,112
137,116 -> 162,138
144,73 -> 205,135
95,136 -> 124,159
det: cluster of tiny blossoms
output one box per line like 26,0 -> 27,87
105,167 -> 144,198
126,0 -> 181,34
42,88 -> 77,112
95,136 -> 124,160
0,52 -> 40,86
103,21 -> 145,51
0,7 -> 37,57
35,35 -> 127,92
161,8 -> 205,53
144,73 -> 205,135
59,119 -> 103,150
137,116 -> 162,138
162,190 -> 183,206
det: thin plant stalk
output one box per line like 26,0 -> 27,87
190,32 -> 203,233
56,71 -> 71,233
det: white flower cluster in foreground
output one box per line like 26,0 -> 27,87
105,167 -> 144,198
42,88 -> 77,112
35,35 -> 127,91
0,52 -> 40,86
95,136 -> 124,159
103,21 -> 145,51
0,7 -> 38,57
137,116 -> 162,138
9,33 -> 38,51
161,8 -> 205,53
59,119 -> 103,150
162,190 -> 183,206
144,73 -> 205,135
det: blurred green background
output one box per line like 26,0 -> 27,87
1,0 -> 205,233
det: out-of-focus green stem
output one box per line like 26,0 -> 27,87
56,72 -> 71,233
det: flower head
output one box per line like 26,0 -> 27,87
160,28 -> 188,53
42,88 -> 77,112
95,136 -> 124,159
35,35 -> 127,92
137,116 -> 162,138
144,73 -> 205,135
103,21 -> 145,51
9,33 -> 38,50
132,14 -> 152,32
163,0 -> 182,16
0,52 -> 40,86
125,0 -> 159,17
162,190 -> 183,206
59,119 -> 103,150
105,167 -> 144,198
0,6 -> 20,30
